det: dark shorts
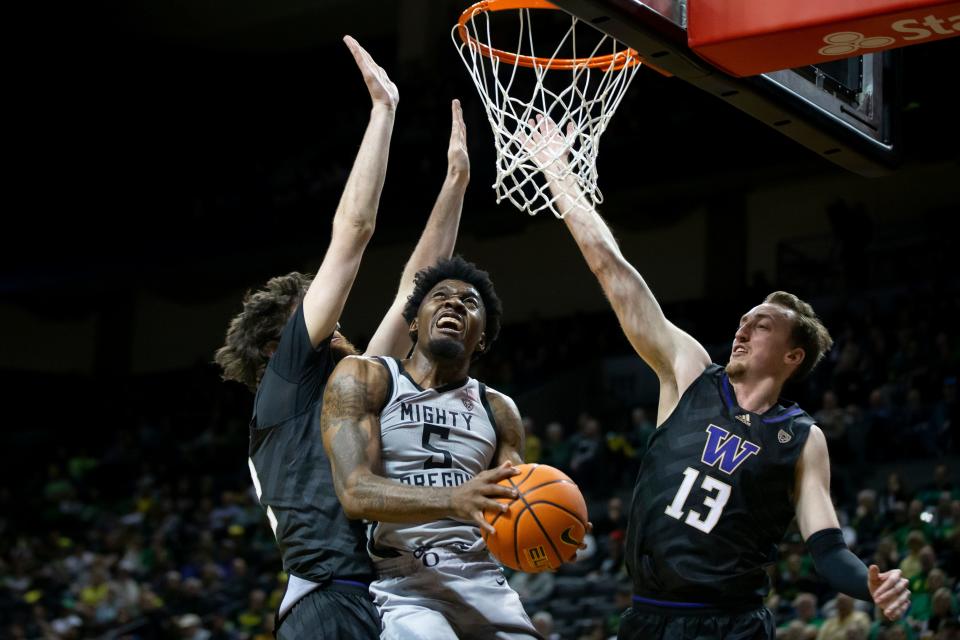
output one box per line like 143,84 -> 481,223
617,604 -> 775,640
276,584 -> 380,640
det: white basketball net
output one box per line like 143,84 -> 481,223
453,4 -> 641,218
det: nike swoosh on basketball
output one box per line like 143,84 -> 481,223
560,527 -> 581,546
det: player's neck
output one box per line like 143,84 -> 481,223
405,349 -> 471,389
728,375 -> 783,415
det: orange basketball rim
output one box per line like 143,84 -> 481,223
456,0 -> 642,70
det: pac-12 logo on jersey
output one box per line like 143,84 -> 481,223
700,424 -> 761,475
458,389 -> 476,412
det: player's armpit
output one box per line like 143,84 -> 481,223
484,387 -> 524,466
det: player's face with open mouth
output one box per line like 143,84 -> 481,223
727,303 -> 798,378
417,279 -> 486,359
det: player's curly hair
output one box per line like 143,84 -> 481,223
765,291 -> 833,381
402,256 -> 502,358
214,272 -> 312,391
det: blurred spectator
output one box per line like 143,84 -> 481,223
569,415 -> 606,491
900,533 -> 929,580
816,390 -> 852,462
924,587 -> 957,634
532,610 -> 561,640
508,569 -> 555,607
854,490 -> 884,556
918,466 -> 958,506
629,407 -> 656,456
540,422 -> 572,471
523,416 -> 542,463
817,594 -> 869,640
593,496 -> 627,539
931,378 -> 958,452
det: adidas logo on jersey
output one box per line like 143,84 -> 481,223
735,413 -> 751,426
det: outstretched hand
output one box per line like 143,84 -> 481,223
447,99 -> 469,181
523,114 -> 575,173
869,565 -> 911,620
344,35 -> 399,109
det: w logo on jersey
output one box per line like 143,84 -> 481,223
700,424 -> 761,475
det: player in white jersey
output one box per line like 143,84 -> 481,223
321,256 -> 542,639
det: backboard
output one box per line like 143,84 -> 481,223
550,0 -> 899,176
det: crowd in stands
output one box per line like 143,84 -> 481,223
2,285 -> 957,639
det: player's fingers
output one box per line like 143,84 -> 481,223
481,498 -> 509,513
884,591 -> 910,619
486,462 -> 521,482
473,511 -> 495,534
875,576 -> 907,602
878,582 -> 909,609
451,99 -> 460,130
482,483 -> 518,500
872,571 -> 902,598
526,119 -> 541,143
343,36 -> 367,68
350,38 -> 377,72
895,598 -> 911,619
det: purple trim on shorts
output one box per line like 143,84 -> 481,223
632,595 -> 708,609
332,579 -> 370,589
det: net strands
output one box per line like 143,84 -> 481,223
453,4 -> 641,218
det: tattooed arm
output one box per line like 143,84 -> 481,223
321,356 -> 520,532
485,387 -> 525,467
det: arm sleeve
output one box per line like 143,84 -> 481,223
806,527 -> 872,601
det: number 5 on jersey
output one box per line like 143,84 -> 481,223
664,467 -> 731,534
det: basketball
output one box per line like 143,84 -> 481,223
484,463 -> 589,573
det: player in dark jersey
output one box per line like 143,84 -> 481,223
525,117 -> 911,639
214,36 -> 473,639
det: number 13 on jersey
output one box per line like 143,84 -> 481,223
664,467 -> 731,534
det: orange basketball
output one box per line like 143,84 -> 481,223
483,463 -> 589,573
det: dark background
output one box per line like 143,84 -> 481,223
3,3 -> 960,639
8,0 -> 958,299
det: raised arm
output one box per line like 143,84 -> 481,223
301,36 -> 399,347
484,387 -> 525,467
364,99 -> 470,358
795,426 -> 910,619
526,117 -> 709,421
321,356 -> 519,533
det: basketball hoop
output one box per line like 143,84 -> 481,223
453,0 -> 642,218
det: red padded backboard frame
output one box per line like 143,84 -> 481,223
688,0 -> 960,76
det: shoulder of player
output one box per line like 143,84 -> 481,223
795,424 -> 828,478
481,386 -> 521,423
803,424 -> 827,451
327,355 -> 390,401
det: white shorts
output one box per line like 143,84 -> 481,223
371,546 -> 542,640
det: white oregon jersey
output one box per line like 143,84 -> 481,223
369,357 -> 498,558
